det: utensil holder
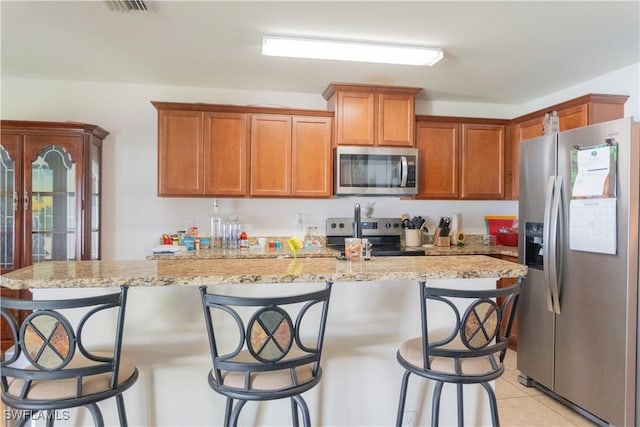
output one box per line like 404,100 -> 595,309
405,229 -> 421,247
433,228 -> 451,247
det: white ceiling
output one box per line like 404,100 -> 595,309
1,1 -> 638,104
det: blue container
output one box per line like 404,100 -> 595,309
183,236 -> 195,250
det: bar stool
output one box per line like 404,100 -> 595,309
199,282 -> 333,427
1,286 -> 138,426
395,278 -> 523,427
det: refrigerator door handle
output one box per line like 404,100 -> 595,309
543,175 -> 556,313
549,176 -> 563,314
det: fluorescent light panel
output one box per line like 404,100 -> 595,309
262,36 -> 443,66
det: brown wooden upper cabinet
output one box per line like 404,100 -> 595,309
509,94 -> 628,199
461,123 -> 506,199
153,102 -> 249,197
250,115 -> 333,198
415,121 -> 460,199
415,118 -> 507,200
323,83 -> 422,147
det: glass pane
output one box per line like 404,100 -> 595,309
31,145 -> 76,263
0,146 -> 15,270
91,143 -> 100,259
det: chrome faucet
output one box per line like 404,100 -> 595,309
353,203 -> 362,238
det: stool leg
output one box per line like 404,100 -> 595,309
290,397 -> 300,427
86,402 -> 105,427
481,382 -> 500,427
45,411 -> 54,427
431,381 -> 444,427
456,384 -> 464,427
229,399 -> 247,427
224,398 -> 233,426
395,370 -> 412,427
116,393 -> 129,426
291,395 -> 311,427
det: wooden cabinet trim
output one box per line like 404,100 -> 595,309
322,83 -> 422,100
511,93 -> 628,124
151,101 -> 333,118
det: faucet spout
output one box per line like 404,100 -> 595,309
353,203 -> 362,238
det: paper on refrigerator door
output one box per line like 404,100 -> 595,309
571,145 -> 615,198
569,198 -> 617,254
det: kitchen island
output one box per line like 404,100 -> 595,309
1,256 -> 526,426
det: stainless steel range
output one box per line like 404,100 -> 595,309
325,217 -> 425,256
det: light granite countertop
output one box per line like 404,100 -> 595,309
0,255 -> 526,290
145,243 -> 517,260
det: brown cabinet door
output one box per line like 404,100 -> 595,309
23,135 -> 85,263
377,93 -> 415,147
250,115 -> 292,196
291,116 -> 333,198
203,112 -> 249,196
558,104 -> 589,131
460,123 -> 505,199
157,109 -> 204,196
511,117 -> 544,199
415,121 -> 460,199
335,91 -> 375,146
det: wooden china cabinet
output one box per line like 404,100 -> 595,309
0,120 -> 108,351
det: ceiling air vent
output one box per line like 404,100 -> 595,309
106,0 -> 149,12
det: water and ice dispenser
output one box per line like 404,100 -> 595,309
525,222 -> 544,270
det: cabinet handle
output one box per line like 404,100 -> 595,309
13,192 -> 20,211
24,191 -> 30,211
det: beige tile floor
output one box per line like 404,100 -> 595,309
0,350 -> 599,426
497,350 -> 598,426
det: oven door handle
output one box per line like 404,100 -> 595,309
400,156 -> 408,187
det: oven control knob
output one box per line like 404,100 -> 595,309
330,223 -> 337,229
338,223 -> 344,229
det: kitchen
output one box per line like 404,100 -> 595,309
1,1 -> 639,426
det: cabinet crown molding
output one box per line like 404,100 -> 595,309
322,83 -> 422,100
1,120 -> 109,139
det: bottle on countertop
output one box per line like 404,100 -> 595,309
210,199 -> 222,248
293,213 -> 305,240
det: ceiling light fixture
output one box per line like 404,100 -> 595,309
262,36 -> 443,66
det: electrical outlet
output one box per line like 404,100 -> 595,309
402,410 -> 416,427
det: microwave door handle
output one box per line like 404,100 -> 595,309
400,156 -> 408,187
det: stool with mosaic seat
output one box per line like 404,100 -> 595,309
199,282 -> 333,427
395,278 -> 523,427
0,286 -> 138,426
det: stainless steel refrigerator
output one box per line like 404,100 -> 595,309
517,117 -> 639,426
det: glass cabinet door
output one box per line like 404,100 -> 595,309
0,141 -> 20,271
90,142 -> 101,260
30,144 -> 78,264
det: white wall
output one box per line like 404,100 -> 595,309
2,62 -> 637,260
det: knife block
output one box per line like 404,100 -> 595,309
433,228 -> 451,247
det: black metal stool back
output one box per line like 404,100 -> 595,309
1,286 -> 138,427
199,282 -> 333,427
396,278 -> 523,427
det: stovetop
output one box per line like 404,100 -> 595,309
325,217 -> 425,257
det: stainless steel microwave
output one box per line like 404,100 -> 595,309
334,146 -> 419,196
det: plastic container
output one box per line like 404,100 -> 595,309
484,216 -> 517,236
497,229 -> 519,246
